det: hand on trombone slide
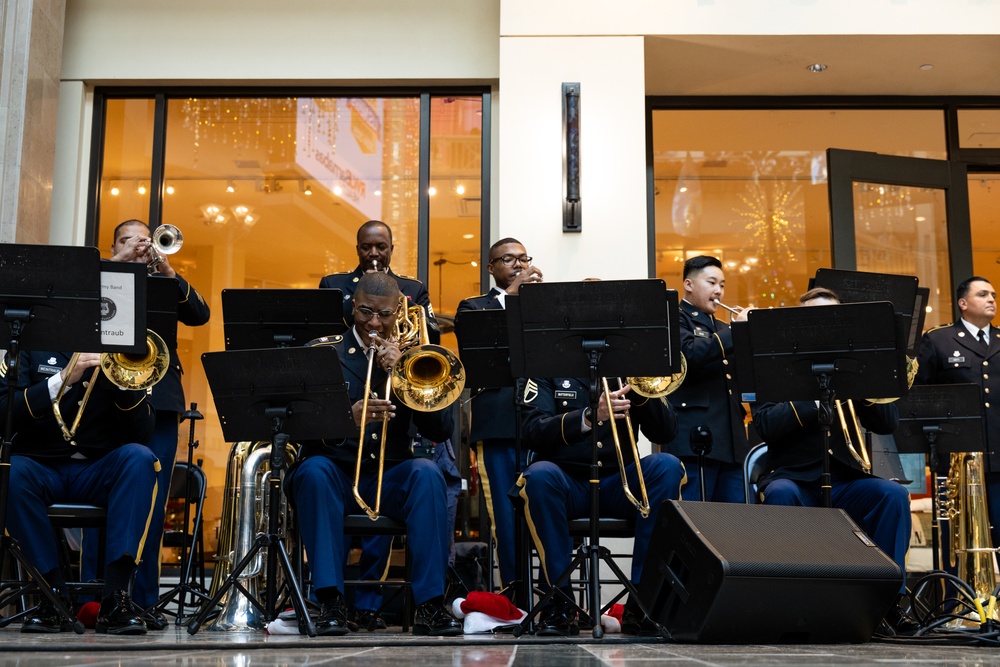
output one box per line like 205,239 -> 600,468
352,396 -> 396,427
369,332 -> 402,372
586,383 -> 632,425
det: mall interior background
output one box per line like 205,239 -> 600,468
4,0 -> 1000,576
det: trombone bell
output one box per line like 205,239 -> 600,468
392,345 -> 465,412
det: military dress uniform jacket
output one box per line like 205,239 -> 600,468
149,274 -> 210,414
521,376 -> 677,478
456,288 -> 515,442
296,335 -> 454,471
0,350 -> 155,459
916,321 -> 1000,473
319,266 -> 441,344
751,399 -> 899,484
665,303 -> 751,464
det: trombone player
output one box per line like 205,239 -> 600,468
0,345 -> 158,634
749,287 -> 913,633
80,219 -> 210,628
516,362 -> 684,636
284,271 -> 462,636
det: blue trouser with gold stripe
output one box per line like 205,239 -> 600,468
7,444 -> 159,578
476,437 -> 526,589
286,456 -> 450,605
518,452 -> 685,587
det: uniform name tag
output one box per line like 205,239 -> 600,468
948,356 -> 965,364
554,390 -> 577,399
38,364 -> 61,375
694,329 -> 711,338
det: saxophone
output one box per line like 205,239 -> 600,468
205,439 -> 298,631
942,450 -> 999,620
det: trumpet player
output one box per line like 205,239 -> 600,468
664,255 -> 756,503
916,276 -> 1000,551
455,237 -> 542,594
285,271 -> 462,636
79,219 -> 210,629
750,287 -> 913,633
0,346 -> 158,634
516,368 -> 684,636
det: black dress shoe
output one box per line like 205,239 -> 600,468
95,590 -> 147,635
140,608 -> 169,631
316,596 -> 350,637
621,606 -> 661,637
536,600 -> 579,637
21,588 -> 74,634
413,600 -> 463,636
348,608 -> 387,632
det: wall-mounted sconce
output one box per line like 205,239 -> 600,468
562,82 -> 581,233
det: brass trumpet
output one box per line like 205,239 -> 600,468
146,224 -> 183,274
353,298 -> 465,520
713,299 -> 744,317
52,329 -> 170,443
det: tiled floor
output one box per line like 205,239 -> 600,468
1,626 -> 1000,666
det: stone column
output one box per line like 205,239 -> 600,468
0,0 -> 65,244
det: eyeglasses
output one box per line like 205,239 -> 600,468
489,254 -> 532,267
355,306 -> 398,321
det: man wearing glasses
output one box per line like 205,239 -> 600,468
319,219 -> 440,343
287,271 -> 462,636
455,238 -> 542,596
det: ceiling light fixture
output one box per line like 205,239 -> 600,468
919,64 -> 934,71
806,63 -> 828,73
226,180 -> 237,193
303,183 -> 313,196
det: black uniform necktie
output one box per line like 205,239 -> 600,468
978,329 -> 989,351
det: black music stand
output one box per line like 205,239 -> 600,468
507,280 -> 675,639
895,383 -> 985,571
454,308 -> 533,610
187,347 -> 355,636
0,244 -> 102,634
733,301 -> 905,507
222,288 -> 345,349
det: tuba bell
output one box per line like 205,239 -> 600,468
205,439 -> 298,631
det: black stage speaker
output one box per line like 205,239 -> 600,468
639,501 -> 902,644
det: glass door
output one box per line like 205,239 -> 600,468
827,148 -> 971,328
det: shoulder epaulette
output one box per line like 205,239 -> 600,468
396,273 -> 423,284
925,322 -> 955,334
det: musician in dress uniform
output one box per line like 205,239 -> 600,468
664,255 -> 754,502
750,287 -> 912,629
455,237 -> 543,593
284,271 -> 461,636
319,219 -> 450,627
319,219 -> 440,344
517,374 -> 684,635
80,219 -> 211,627
1,348 -> 158,634
915,276 -> 1000,549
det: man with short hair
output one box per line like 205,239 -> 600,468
664,255 -> 753,503
319,219 -> 440,343
455,237 -> 542,593
85,219 -> 211,627
916,276 -> 1000,549
285,271 -> 461,637
1,347 -> 158,634
751,287 -> 912,631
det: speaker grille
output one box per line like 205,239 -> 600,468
673,501 -> 899,580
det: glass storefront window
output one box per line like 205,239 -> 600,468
96,99 -> 155,246
95,93 -> 484,554
651,109 -> 946,312
958,109 -> 1000,149
969,173 -> 1000,312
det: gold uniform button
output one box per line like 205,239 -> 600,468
597,461 -> 603,467
986,388 -> 991,394
597,442 -> 603,449
985,374 -> 990,380
371,433 -> 378,440
680,402 -> 687,407
726,374 -> 732,380
722,359 -> 729,366
987,402 -> 992,409
370,452 -> 376,459
985,361 -> 990,367
562,401 -> 568,407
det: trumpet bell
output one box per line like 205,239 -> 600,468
627,353 -> 687,398
152,224 -> 183,255
391,344 -> 466,412
101,329 -> 170,390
